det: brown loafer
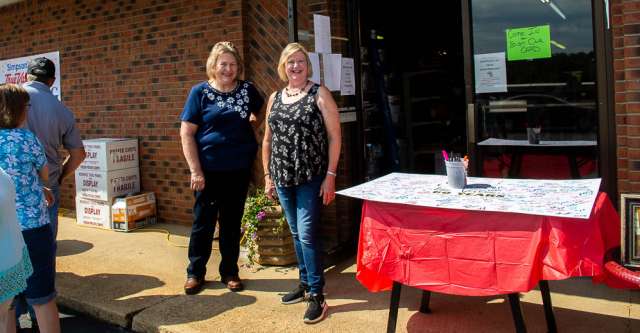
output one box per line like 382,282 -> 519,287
221,275 -> 244,292
184,277 -> 204,295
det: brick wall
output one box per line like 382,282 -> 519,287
243,0 -> 288,186
0,0 -> 245,225
613,0 -> 640,193
0,0 -> 360,247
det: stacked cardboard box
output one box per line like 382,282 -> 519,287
111,192 -> 157,232
75,138 -> 140,229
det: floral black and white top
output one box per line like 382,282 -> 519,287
268,84 -> 328,187
181,80 -> 264,171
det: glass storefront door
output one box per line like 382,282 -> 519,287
466,0 -> 603,180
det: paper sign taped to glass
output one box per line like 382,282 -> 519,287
337,173 -> 601,219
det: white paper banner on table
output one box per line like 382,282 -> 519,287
337,173 -> 601,219
474,52 -> 507,94
340,57 -> 355,96
322,53 -> 341,91
308,52 -> 321,84
313,14 -> 331,54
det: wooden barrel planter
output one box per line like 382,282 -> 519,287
255,205 -> 297,266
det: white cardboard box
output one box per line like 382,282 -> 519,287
75,167 -> 140,202
79,138 -> 139,171
111,192 -> 157,232
76,198 -> 112,229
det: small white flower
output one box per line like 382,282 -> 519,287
207,93 -> 215,100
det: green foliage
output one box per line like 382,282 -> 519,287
241,188 -> 286,265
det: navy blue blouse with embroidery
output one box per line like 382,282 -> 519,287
181,80 -> 264,171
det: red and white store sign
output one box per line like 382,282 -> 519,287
0,51 -> 61,100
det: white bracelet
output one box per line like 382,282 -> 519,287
326,170 -> 337,177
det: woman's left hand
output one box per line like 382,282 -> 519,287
319,175 -> 336,205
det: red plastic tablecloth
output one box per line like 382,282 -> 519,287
356,192 -> 621,296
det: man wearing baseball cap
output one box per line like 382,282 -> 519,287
24,57 -> 86,237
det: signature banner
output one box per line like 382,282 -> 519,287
337,173 -> 601,219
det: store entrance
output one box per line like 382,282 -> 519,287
359,2 -> 466,179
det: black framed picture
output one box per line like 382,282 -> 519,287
620,194 -> 640,268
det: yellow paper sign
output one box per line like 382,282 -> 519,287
506,25 -> 551,61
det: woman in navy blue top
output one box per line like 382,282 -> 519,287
180,41 -> 264,294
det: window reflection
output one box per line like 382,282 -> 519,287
472,0 -> 597,141
472,0 -> 598,179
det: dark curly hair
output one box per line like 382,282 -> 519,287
0,84 -> 30,129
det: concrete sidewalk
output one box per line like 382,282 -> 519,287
55,216 -> 639,333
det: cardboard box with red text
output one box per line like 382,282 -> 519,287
79,138 -> 139,171
74,167 -> 140,202
75,197 -> 112,229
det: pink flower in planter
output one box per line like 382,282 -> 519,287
256,210 -> 266,221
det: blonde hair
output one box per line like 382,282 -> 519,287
0,84 -> 29,129
206,41 -> 243,81
277,43 -> 313,82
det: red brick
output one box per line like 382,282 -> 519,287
0,0 -> 247,224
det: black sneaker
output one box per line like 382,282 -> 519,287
281,284 -> 308,304
303,294 -> 328,324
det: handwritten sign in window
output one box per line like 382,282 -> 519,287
506,25 -> 551,61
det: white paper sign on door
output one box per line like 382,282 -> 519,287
313,14 -> 331,53
340,57 -> 355,96
308,53 -> 321,85
474,52 -> 507,94
322,53 -> 342,92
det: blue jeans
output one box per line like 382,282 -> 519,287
276,176 -> 324,294
15,185 -> 59,325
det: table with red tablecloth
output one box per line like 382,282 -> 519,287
356,192 -> 620,296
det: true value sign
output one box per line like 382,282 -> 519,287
0,51 -> 62,100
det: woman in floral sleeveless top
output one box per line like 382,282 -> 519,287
262,43 -> 341,324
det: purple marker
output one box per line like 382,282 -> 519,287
441,150 -> 449,161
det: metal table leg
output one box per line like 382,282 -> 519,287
539,280 -> 558,333
419,290 -> 432,313
387,281 -> 402,333
507,293 -> 527,333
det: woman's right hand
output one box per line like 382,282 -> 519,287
190,172 -> 205,192
43,187 -> 55,207
265,176 -> 276,200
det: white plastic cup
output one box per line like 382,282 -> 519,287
445,160 -> 467,189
